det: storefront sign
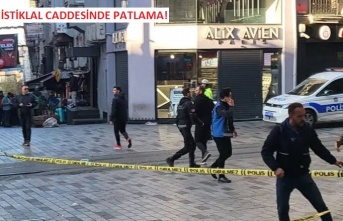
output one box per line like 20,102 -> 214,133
112,30 -> 127,44
206,26 -> 279,40
0,35 -> 18,68
56,23 -> 67,34
318,25 -> 331,40
169,88 -> 183,117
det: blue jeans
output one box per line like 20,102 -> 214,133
276,173 -> 332,221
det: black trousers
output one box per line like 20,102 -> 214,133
171,127 -> 196,165
20,115 -> 32,142
277,173 -> 332,221
194,124 -> 211,157
2,110 -> 11,127
212,137 -> 232,177
114,121 -> 129,145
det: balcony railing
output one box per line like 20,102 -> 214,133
310,0 -> 339,15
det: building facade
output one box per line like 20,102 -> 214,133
296,0 -> 343,83
110,0 -> 297,121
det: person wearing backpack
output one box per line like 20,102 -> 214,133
261,102 -> 343,221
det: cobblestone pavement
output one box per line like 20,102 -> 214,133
0,122 -> 342,220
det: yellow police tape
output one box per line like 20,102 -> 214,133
291,210 -> 330,221
7,154 -> 343,178
7,154 -> 341,221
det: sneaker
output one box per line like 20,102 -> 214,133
127,138 -> 132,148
201,152 -> 211,163
189,164 -> 201,168
113,145 -> 122,150
166,158 -> 174,167
218,176 -> 232,183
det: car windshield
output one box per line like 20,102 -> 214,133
287,78 -> 328,96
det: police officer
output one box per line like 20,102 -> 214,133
261,102 -> 343,221
166,88 -> 202,168
201,79 -> 213,100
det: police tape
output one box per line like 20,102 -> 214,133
291,210 -> 330,221
7,154 -> 343,178
6,154 -> 341,221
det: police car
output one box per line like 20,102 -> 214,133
263,69 -> 343,125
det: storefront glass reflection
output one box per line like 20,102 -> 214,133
156,0 -> 282,24
156,52 -> 198,119
156,50 -> 281,119
263,51 -> 281,103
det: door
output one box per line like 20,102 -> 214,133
314,78 -> 343,122
115,51 -> 129,104
218,50 -> 263,120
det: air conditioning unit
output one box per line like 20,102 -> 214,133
96,23 -> 106,40
65,0 -> 84,7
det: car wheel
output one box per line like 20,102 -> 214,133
305,109 -> 316,126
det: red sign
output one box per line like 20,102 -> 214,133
0,58 -> 4,69
0,34 -> 18,68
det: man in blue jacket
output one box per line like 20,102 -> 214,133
211,88 -> 237,183
261,102 -> 343,221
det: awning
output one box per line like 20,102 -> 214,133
70,70 -> 90,76
25,72 -> 54,85
49,33 -> 73,47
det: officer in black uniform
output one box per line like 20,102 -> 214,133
166,88 -> 202,168
261,102 -> 343,221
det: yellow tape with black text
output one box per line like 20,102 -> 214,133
8,154 -> 343,177
7,154 -> 342,221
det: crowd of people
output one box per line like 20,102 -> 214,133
2,80 -> 343,221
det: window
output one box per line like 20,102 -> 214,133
263,52 -> 281,103
156,52 -> 198,118
317,78 -> 343,96
156,0 -> 281,24
202,0 -> 282,24
288,78 -> 328,96
156,0 -> 197,23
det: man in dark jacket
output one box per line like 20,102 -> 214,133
211,88 -> 237,183
194,86 -> 214,163
166,88 -> 202,168
261,102 -> 343,221
110,86 -> 132,149
16,85 -> 37,146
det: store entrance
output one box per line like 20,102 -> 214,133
218,49 -> 281,120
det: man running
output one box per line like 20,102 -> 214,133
110,86 -> 132,149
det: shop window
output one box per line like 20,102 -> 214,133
156,52 -> 197,119
263,51 -> 281,103
155,51 -> 219,119
156,0 -> 197,23
201,0 -> 282,24
198,51 -> 218,100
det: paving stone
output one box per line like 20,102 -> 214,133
0,122 -> 341,220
